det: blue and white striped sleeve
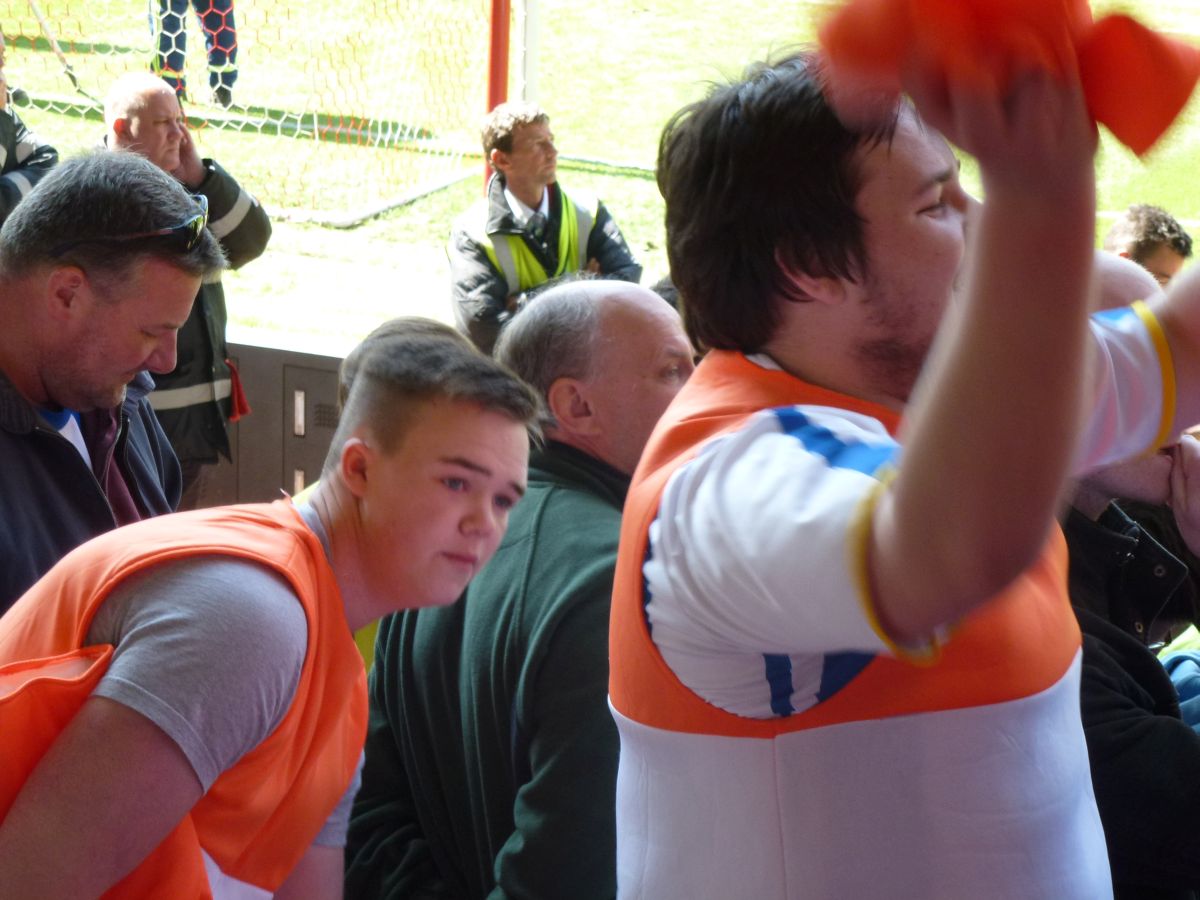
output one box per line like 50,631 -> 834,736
644,405 -> 902,663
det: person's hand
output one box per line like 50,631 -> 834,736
172,124 -> 207,190
585,257 -> 601,274
905,64 -> 1096,196
1170,434 -> 1200,556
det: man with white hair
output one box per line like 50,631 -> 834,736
105,71 -> 270,506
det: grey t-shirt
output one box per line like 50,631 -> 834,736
84,504 -> 362,847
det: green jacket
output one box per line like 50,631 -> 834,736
346,441 -> 627,899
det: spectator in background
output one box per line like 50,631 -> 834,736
346,279 -> 692,899
106,72 -> 270,508
0,32 -> 58,224
0,152 -> 223,615
153,0 -> 238,108
1065,440 -> 1200,900
1061,253 -> 1200,899
1104,203 -> 1193,287
448,101 -> 642,354
0,330 -> 539,896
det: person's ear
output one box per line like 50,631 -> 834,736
339,436 -> 375,499
546,377 -> 601,437
111,116 -> 133,145
773,246 -> 849,306
44,266 -> 89,323
490,147 -> 511,176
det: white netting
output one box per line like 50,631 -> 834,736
0,0 -> 492,221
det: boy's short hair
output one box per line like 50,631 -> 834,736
324,331 -> 541,473
337,317 -> 468,410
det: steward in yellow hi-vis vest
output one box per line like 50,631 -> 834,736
449,173 -> 642,355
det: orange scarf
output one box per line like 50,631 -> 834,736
820,0 -> 1200,155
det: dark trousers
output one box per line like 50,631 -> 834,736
154,0 -> 238,93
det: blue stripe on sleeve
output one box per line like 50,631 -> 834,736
763,653 -> 795,716
642,542 -> 654,636
1093,306 -> 1136,324
772,408 -> 895,476
816,652 -> 875,702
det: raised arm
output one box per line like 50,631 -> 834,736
869,69 -> 1098,643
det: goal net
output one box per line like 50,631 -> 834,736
0,0 -> 492,222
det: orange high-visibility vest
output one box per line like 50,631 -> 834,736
608,350 -> 1107,898
0,500 -> 366,897
610,350 -> 1080,733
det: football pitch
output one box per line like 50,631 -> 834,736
1,0 -> 1198,350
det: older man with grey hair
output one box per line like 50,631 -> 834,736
346,278 -> 693,899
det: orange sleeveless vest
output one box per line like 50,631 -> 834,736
610,350 -> 1079,736
0,500 -> 367,897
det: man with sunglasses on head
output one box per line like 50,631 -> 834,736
105,71 -> 271,508
0,151 -> 225,615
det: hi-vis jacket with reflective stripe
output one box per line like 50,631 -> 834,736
0,500 -> 366,897
448,174 -> 642,354
479,183 -> 592,296
608,314 -> 1173,897
149,157 -> 271,466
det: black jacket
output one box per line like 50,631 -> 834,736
1065,503 -> 1200,900
0,370 -> 181,614
0,105 -> 57,226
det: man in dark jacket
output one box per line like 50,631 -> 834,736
1067,475 -> 1200,900
346,279 -> 693,898
0,32 -> 57,225
1064,254 -> 1200,899
105,72 -> 271,507
448,102 -> 642,355
0,151 -> 225,613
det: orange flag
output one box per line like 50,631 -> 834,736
820,0 -> 1200,156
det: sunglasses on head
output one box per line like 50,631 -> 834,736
49,194 -> 210,258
